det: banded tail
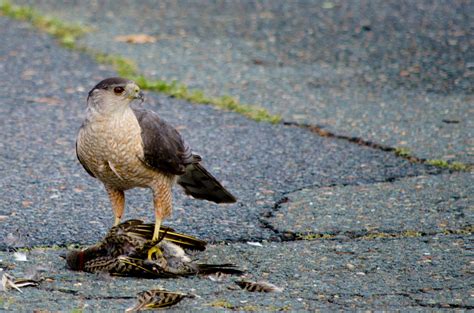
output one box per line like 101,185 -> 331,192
178,163 -> 236,204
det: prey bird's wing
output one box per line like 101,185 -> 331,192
106,219 -> 207,253
82,256 -> 177,278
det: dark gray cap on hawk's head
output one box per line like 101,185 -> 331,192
87,77 -> 144,102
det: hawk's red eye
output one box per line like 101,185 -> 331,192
114,86 -> 125,94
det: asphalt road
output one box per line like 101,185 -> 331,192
1,235 -> 472,311
0,2 -> 473,311
0,15 -> 441,248
13,0 -> 474,163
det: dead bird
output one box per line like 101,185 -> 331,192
66,219 -> 243,278
67,241 -> 243,278
66,219 -> 206,270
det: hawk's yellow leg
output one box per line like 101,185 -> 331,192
106,187 -> 125,226
147,217 -> 163,260
148,182 -> 172,261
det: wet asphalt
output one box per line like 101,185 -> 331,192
0,1 -> 473,311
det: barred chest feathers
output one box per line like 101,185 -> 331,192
77,108 -> 154,189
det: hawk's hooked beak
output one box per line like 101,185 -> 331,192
133,90 -> 145,102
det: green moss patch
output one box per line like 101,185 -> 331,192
426,159 -> 471,171
0,1 -> 88,48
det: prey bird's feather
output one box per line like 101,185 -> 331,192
126,289 -> 193,311
235,280 -> 283,293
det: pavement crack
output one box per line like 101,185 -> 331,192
276,173 -> 424,196
410,297 -> 473,309
258,196 -> 293,241
282,120 -> 472,171
259,193 -> 473,242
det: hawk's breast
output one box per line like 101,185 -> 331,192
76,108 -> 159,189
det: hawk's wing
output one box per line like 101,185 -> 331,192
132,107 -> 236,203
132,108 -> 193,175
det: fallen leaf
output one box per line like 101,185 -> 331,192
21,69 -> 36,79
30,97 -> 63,105
399,70 -> 410,77
115,34 -> 156,44
22,201 -> 33,208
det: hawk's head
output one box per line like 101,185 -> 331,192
87,77 -> 144,112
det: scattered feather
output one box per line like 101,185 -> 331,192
235,280 -> 283,293
126,288 -> 194,311
10,278 -> 40,288
246,242 -> 263,247
13,252 -> 27,262
1,273 -> 41,292
2,273 -> 21,292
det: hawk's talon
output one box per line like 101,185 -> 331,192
147,245 -> 163,261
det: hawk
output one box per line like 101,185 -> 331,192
76,77 -> 236,257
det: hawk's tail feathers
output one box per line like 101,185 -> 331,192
177,163 -> 236,204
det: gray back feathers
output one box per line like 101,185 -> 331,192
133,108 -> 236,204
